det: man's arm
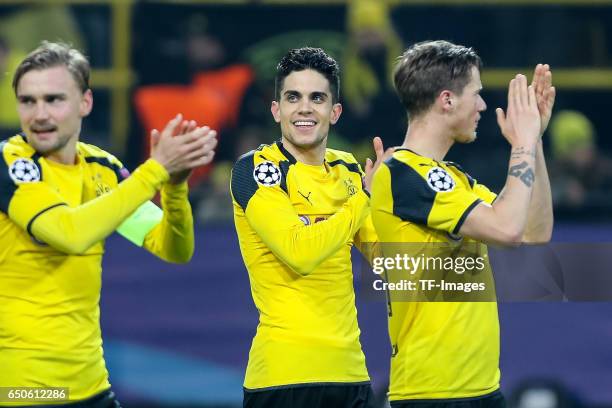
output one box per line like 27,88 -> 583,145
232,157 -> 370,277
18,115 -> 216,255
141,182 -> 194,264
523,64 -> 555,243
354,136 -> 393,263
523,140 -> 553,242
246,189 -> 369,277
21,160 -> 166,254
459,74 -> 542,245
353,214 -> 380,265
137,119 -> 217,264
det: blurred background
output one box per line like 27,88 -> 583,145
1,0 -> 611,407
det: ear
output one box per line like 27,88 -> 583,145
438,90 -> 454,113
80,89 -> 93,117
270,101 -> 281,123
330,103 -> 342,125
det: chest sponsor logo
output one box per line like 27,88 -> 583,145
426,167 -> 455,192
253,161 -> 281,187
9,158 -> 40,183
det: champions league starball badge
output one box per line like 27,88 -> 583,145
426,167 -> 455,192
9,158 -> 41,184
253,161 -> 281,187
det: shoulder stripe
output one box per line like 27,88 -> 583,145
26,203 -> 68,238
387,157 -> 436,225
231,151 -> 259,210
275,141 -> 297,164
327,159 -> 362,175
445,161 -> 475,188
453,198 -> 482,234
0,138 -> 45,213
0,141 -> 16,213
85,156 -> 123,182
278,160 -> 290,194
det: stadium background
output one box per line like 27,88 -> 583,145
1,1 -> 611,407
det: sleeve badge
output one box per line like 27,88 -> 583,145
253,161 -> 281,187
426,167 -> 455,192
9,158 -> 41,184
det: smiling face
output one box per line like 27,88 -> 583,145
271,69 -> 342,152
16,65 -> 92,160
448,66 -> 487,143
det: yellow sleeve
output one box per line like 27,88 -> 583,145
231,156 -> 369,276
473,181 -> 497,205
353,212 -> 381,265
9,159 -> 169,254
142,181 -> 194,264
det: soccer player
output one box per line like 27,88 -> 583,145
0,42 -> 217,407
370,41 -> 555,406
231,47 -> 387,408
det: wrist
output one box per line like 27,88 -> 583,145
164,180 -> 189,192
512,140 -> 538,150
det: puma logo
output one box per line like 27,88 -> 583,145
298,190 -> 312,204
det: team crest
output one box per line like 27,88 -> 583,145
9,158 -> 40,183
426,167 -> 455,192
344,179 -> 358,196
253,161 -> 281,187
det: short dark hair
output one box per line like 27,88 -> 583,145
275,47 -> 340,103
13,41 -> 90,94
393,40 -> 482,118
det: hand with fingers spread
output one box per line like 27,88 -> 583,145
363,136 -> 395,193
495,74 -> 541,148
531,63 -> 556,137
150,114 -> 218,183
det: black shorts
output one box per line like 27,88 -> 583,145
391,390 -> 505,408
244,383 -> 376,408
18,390 -> 122,408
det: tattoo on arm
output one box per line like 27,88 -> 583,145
509,161 -> 535,187
511,147 -> 537,159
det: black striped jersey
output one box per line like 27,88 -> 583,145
371,148 -> 500,400
231,141 -> 376,390
0,134 -> 192,404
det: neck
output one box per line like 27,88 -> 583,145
401,115 -> 454,162
281,137 -> 326,165
46,148 -> 78,165
35,136 -> 79,165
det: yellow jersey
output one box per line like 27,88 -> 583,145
231,141 -> 376,390
371,148 -> 500,400
0,135 -> 193,405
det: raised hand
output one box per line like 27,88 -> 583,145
150,114 -> 218,182
363,136 -> 395,193
531,63 -> 556,137
495,74 -> 541,148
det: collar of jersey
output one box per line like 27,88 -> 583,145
18,133 -> 86,168
275,140 -> 297,164
394,147 -> 445,167
275,140 -> 331,178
